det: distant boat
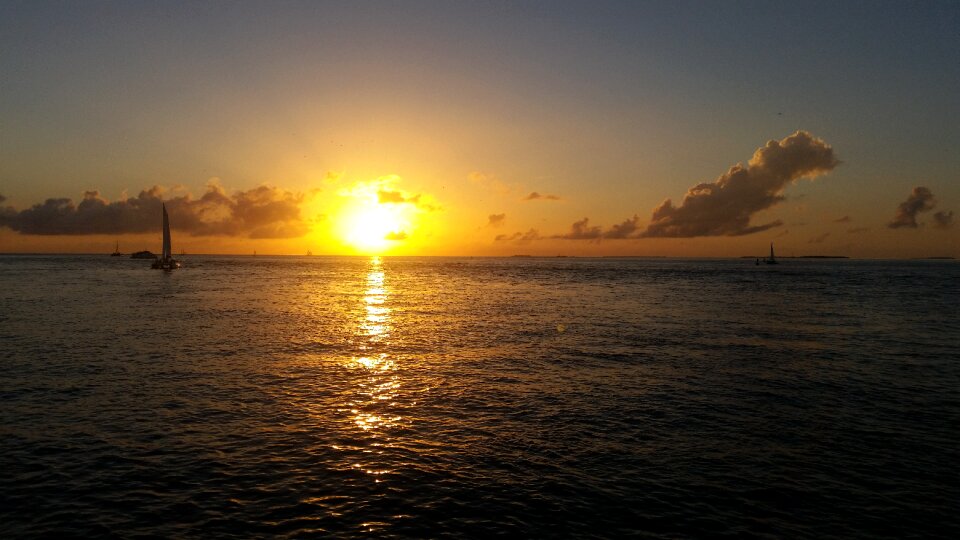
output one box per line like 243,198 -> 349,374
110,241 -> 122,257
151,203 -> 181,270
131,250 -> 156,259
306,250 -> 313,256
762,242 -> 778,265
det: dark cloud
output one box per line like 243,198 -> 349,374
0,183 -> 308,238
384,231 -> 408,240
495,229 -> 542,244
0,195 -> 15,226
524,192 -> 561,201
887,187 -> 935,229
487,213 -> 506,228
834,215 -> 851,223
809,232 -> 830,243
603,215 -> 641,239
642,131 -> 838,237
551,215 -> 643,241
553,218 -> 602,240
847,227 -> 869,234
933,210 -> 954,229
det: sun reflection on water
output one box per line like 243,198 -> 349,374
351,256 -> 401,435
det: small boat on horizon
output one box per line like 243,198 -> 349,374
151,203 -> 181,270
110,240 -> 122,257
756,242 -> 779,265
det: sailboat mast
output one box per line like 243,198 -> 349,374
161,204 -> 172,260
770,242 -> 775,260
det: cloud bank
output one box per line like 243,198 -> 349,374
642,131 -> 838,237
0,183 -> 309,238
552,215 -> 642,241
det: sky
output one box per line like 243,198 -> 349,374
1,0 -> 958,257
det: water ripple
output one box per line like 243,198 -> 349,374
1,255 -> 958,537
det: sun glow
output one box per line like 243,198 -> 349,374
342,204 -> 404,252
328,175 -> 439,255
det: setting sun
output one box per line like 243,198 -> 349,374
330,177 -> 431,254
342,203 -> 406,252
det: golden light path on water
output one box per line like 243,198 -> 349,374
347,256 -> 401,486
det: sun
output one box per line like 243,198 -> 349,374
341,202 -> 406,252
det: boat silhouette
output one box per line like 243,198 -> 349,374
762,242 -> 778,265
151,204 -> 181,270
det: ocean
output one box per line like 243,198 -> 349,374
1,254 -> 958,538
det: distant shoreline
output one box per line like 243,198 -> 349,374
738,255 -> 851,259
1,252 -> 956,261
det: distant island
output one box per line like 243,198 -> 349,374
130,250 -> 157,259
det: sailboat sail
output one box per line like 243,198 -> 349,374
769,243 -> 775,262
161,204 -> 172,260
152,203 -> 180,269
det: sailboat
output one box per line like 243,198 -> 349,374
763,242 -> 778,265
151,203 -> 181,270
110,240 -> 122,256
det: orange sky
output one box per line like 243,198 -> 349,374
1,3 -> 957,258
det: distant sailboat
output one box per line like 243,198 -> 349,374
110,240 -> 122,256
763,242 -> 778,265
151,204 -> 181,270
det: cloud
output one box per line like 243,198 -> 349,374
0,183 -> 309,238
495,229 -> 542,244
642,131 -> 838,237
376,188 -> 440,212
603,215 -> 641,239
384,231 -> 408,240
933,210 -> 954,229
377,189 -> 415,204
524,191 -> 561,201
847,227 -> 869,234
553,218 -> 602,240
0,194 -> 6,204
809,232 -> 830,243
834,215 -> 851,223
887,186 -> 936,229
551,215 -> 643,241
487,213 -> 506,228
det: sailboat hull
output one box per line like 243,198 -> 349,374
151,258 -> 182,270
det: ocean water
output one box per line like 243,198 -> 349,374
1,254 -> 958,538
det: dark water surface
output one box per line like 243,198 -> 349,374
2,255 -> 958,538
